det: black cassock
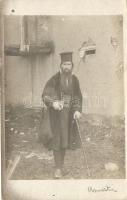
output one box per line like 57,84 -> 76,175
41,72 -> 82,150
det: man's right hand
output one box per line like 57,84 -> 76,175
52,101 -> 64,110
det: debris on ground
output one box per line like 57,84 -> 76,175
5,105 -> 125,179
20,132 -> 25,135
105,162 -> 119,171
25,152 -> 53,160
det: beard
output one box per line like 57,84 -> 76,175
60,68 -> 73,92
61,68 -> 72,76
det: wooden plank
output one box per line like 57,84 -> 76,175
4,45 -> 53,56
6,154 -> 21,180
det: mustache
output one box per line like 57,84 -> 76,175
62,68 -> 71,71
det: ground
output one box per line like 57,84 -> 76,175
5,105 -> 125,179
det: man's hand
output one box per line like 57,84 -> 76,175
74,111 -> 81,119
53,101 -> 64,110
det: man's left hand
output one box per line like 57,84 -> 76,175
74,111 -> 81,120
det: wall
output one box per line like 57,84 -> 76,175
51,16 -> 124,116
5,16 -> 54,107
5,16 -> 124,116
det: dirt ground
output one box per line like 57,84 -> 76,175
5,105 -> 125,179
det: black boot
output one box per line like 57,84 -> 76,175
53,150 -> 62,179
61,149 -> 69,176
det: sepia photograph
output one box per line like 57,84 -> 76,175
4,15 -> 125,181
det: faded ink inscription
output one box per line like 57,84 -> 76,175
88,185 -> 117,193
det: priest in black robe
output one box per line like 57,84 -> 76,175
42,52 -> 82,178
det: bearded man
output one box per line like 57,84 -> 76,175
42,52 -> 82,179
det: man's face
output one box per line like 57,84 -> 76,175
61,61 -> 73,73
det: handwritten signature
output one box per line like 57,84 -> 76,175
88,185 -> 117,193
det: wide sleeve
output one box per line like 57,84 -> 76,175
72,76 -> 83,113
42,77 -> 58,107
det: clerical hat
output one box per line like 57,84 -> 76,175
60,52 -> 73,63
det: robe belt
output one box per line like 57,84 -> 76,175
61,94 -> 72,108
44,94 -> 80,108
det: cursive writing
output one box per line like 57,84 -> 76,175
88,185 -> 117,193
